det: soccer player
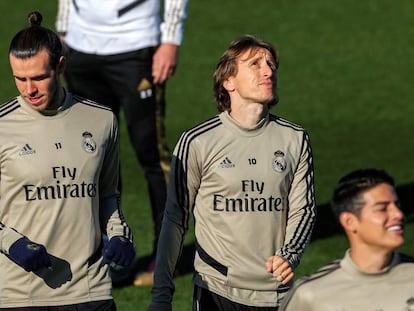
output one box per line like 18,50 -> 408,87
279,168 -> 414,311
55,0 -> 189,285
0,11 -> 135,310
148,35 -> 316,311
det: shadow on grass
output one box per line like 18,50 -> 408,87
113,182 -> 414,288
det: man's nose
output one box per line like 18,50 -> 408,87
263,64 -> 273,77
26,80 -> 37,94
390,203 -> 404,220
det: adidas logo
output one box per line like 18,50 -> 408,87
18,143 -> 36,156
219,157 -> 235,168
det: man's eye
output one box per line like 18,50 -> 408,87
375,206 -> 387,212
33,75 -> 49,81
267,62 -> 276,70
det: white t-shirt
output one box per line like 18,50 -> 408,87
56,0 -> 188,54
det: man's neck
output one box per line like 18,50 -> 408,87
349,247 -> 394,272
229,102 -> 268,128
43,88 -> 66,114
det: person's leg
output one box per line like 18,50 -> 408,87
102,49 -> 167,270
154,83 -> 172,184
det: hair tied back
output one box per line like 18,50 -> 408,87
27,11 -> 43,27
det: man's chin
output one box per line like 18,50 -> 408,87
265,96 -> 277,107
25,100 -> 48,112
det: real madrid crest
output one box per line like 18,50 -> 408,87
82,131 -> 97,153
272,150 -> 287,172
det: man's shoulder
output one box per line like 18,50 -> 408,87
398,252 -> 414,264
280,260 -> 342,310
295,259 -> 342,288
290,260 -> 342,294
71,94 -> 113,113
0,97 -> 20,119
181,115 -> 222,139
268,113 -> 307,133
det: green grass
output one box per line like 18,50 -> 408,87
1,0 -> 414,310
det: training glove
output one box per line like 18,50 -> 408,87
103,236 -> 135,267
9,237 -> 51,272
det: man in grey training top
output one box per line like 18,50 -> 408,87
0,11 -> 134,310
280,168 -> 414,311
148,35 -> 316,311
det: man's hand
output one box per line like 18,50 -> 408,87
103,236 -> 135,267
9,237 -> 51,272
266,255 -> 294,284
152,43 -> 178,84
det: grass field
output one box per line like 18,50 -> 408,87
1,1 -> 414,310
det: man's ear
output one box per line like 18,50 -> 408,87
339,212 -> 358,233
56,56 -> 66,74
223,77 -> 234,92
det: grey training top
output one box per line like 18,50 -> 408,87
150,111 -> 316,309
280,250 -> 414,311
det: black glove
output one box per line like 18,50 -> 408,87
102,236 -> 135,267
9,237 -> 51,272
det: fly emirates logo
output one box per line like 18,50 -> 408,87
213,179 -> 284,212
23,166 -> 97,201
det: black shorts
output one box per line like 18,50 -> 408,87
0,299 -> 116,311
193,285 -> 278,311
